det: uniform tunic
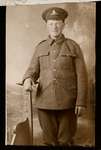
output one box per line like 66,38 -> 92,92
23,34 -> 87,110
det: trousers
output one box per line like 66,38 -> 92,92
37,108 -> 77,146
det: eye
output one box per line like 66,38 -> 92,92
48,23 -> 53,26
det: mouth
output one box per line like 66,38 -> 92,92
52,31 -> 58,33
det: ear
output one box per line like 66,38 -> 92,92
62,22 -> 65,29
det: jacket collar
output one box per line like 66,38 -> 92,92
48,34 -> 66,46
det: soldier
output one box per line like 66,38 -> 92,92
22,7 -> 88,146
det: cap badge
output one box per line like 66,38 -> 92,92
51,10 -> 58,15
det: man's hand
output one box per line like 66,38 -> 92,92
24,78 -> 33,92
75,106 -> 86,117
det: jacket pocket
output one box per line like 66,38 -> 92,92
57,53 -> 76,70
38,51 -> 50,70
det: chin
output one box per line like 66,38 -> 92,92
52,33 -> 60,37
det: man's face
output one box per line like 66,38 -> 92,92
46,20 -> 65,39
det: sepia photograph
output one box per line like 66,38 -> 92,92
6,2 -> 95,146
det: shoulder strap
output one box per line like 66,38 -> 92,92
64,39 -> 77,56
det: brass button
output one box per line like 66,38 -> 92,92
53,69 -> 56,72
53,59 -> 56,62
53,78 -> 56,81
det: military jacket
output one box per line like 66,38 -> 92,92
23,34 -> 88,110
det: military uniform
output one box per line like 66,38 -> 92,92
22,7 -> 88,145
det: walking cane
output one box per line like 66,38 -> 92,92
10,82 -> 34,145
29,89 -> 33,144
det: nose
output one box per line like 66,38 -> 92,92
52,24 -> 57,30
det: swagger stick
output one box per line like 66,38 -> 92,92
29,90 -> 33,144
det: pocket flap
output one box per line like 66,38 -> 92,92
39,51 -> 50,57
60,52 -> 76,57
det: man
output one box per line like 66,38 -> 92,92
22,7 -> 88,146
